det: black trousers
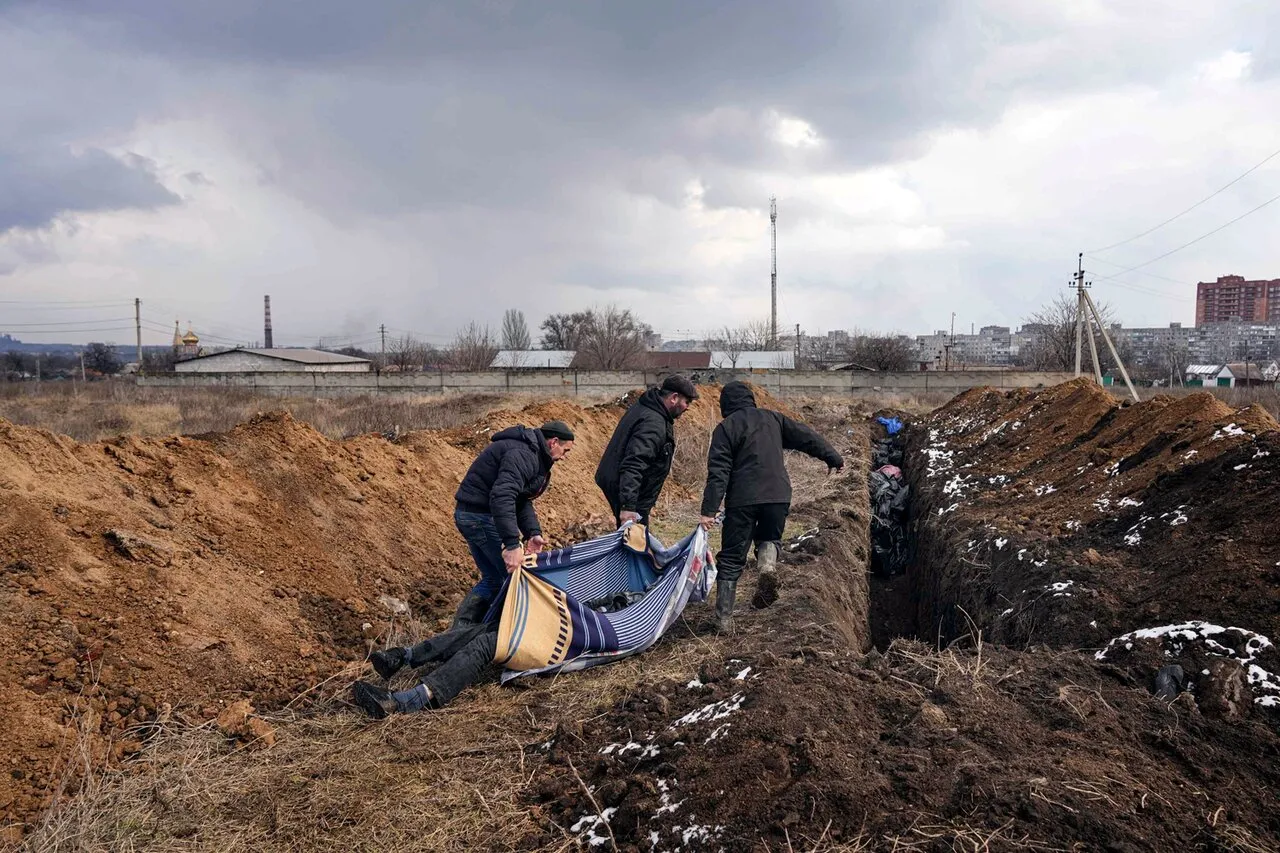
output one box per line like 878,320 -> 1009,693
405,622 -> 500,707
716,502 -> 789,582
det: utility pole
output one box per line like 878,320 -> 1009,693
770,197 -> 778,350
35,353 -> 40,383
945,312 -> 956,371
794,322 -> 801,363
134,298 -> 144,376
79,351 -> 86,382
380,324 -> 387,368
1074,252 -> 1086,378
1081,288 -> 1139,402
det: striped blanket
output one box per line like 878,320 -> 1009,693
494,524 -> 715,682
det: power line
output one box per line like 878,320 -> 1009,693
1086,190 -> 1280,278
1088,143 -> 1280,253
0,317 -> 135,327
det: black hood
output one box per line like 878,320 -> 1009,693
719,381 -> 757,416
491,424 -> 551,463
638,386 -> 676,422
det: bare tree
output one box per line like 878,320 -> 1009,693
576,305 -> 651,369
740,319 -> 772,351
501,309 -> 532,351
797,336 -> 840,370
387,335 -> 427,372
712,325 -> 745,368
1018,294 -> 1118,373
539,311 -> 592,350
845,333 -> 917,371
449,322 -> 500,371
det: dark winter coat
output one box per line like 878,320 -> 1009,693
454,425 -> 553,550
595,387 -> 676,515
700,382 -> 843,515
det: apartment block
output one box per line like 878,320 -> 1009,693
1196,275 -> 1280,325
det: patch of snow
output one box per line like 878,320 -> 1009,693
943,473 -> 973,498
1104,462 -> 1120,478
733,666 -> 752,681
1254,449 -> 1271,459
1017,549 -> 1027,561
571,807 -> 618,847
1065,519 -> 1082,531
1034,483 -> 1057,496
1118,497 -> 1143,508
1123,531 -> 1142,546
686,678 -> 704,689
704,723 -> 731,744
1090,621 -> 1098,628
1093,497 -> 1112,511
994,537 -> 1008,549
1182,449 -> 1199,460
1096,621 -> 1275,701
1000,608 -> 1014,617
672,694 -> 746,727
937,503 -> 960,516
1234,463 -> 1249,471
982,421 -> 1008,440
1048,581 -> 1075,598
655,779 -> 684,816
1211,423 -> 1247,440
988,474 -> 1009,487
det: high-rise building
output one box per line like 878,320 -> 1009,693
1196,275 -> 1280,325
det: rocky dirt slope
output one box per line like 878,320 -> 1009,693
0,387 -> 758,838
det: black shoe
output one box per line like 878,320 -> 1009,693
370,647 -> 407,680
352,681 -> 399,720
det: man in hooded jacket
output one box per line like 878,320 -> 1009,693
699,382 -> 843,632
447,420 -> 576,627
595,374 -> 698,527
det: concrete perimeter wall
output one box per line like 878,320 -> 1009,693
137,370 -> 1076,397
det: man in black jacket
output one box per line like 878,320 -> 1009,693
699,382 -> 842,632
595,374 -> 698,527
448,420 -> 575,627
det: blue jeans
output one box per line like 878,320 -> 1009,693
454,510 -> 508,601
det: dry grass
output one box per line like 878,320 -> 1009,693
0,382 -> 513,442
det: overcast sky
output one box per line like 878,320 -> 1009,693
1,1 -> 1278,347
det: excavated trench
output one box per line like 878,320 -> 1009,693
865,414 -> 991,651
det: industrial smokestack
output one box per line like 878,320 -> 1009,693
264,295 -> 273,349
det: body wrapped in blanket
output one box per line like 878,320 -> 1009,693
352,523 -> 714,718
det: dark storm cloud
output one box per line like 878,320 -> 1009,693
0,147 -> 179,233
0,0 -> 1271,334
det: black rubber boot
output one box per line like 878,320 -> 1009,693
715,580 -> 738,634
752,542 -> 781,608
352,681 -> 399,720
449,591 -> 491,630
369,647 -> 407,680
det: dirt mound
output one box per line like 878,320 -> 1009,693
1,381 -> 757,835
527,406 -> 1280,850
904,378 -> 1280,707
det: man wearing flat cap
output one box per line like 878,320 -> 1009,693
595,374 -> 698,529
447,419 -> 576,627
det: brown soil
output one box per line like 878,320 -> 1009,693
528,383 -> 1280,851
0,385 -> 777,837
9,380 -> 1280,851
902,379 -> 1280,704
